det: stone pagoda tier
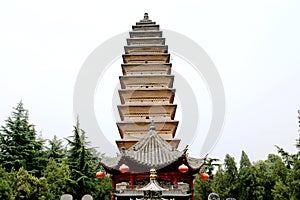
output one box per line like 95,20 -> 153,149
116,13 -> 179,151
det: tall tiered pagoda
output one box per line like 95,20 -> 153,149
100,13 -> 205,200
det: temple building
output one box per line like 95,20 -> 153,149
100,13 -> 205,200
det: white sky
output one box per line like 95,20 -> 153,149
1,0 -> 300,162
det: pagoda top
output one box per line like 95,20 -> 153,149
141,13 -> 150,22
136,13 -> 156,25
100,122 -> 204,173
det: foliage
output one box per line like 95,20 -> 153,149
43,158 -> 70,199
194,158 -> 220,200
0,101 -> 46,177
65,118 -> 112,199
0,166 -> 14,200
45,135 -> 66,162
14,167 -> 50,200
1,103 -> 300,199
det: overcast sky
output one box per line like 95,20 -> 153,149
1,0 -> 300,162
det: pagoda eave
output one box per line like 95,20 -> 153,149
121,63 -> 172,76
136,21 -> 156,25
117,104 -> 177,121
122,53 -> 170,64
119,75 -> 174,89
132,24 -> 160,31
127,37 -> 165,45
124,45 -> 168,54
116,120 -> 179,139
129,31 -> 163,38
118,88 -> 175,104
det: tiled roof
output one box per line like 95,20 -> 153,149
138,180 -> 166,192
100,123 -> 205,172
125,128 -> 183,167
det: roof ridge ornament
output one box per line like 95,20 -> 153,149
149,168 -> 157,180
150,120 -> 156,131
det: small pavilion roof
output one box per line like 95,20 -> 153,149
138,169 -> 166,192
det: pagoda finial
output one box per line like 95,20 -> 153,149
144,13 -> 149,20
149,168 -> 157,180
150,120 -> 156,131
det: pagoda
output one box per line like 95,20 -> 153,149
100,13 -> 205,200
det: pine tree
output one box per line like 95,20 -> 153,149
223,154 -> 238,198
66,118 -> 111,199
0,101 -> 46,177
238,151 -> 252,199
239,150 -> 251,171
46,135 -> 66,162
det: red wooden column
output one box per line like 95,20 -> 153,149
130,175 -> 134,189
190,179 -> 194,200
173,174 -> 178,186
111,176 -> 115,200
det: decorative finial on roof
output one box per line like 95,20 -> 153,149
150,120 -> 156,131
183,145 -> 189,154
144,13 -> 149,20
149,168 -> 157,180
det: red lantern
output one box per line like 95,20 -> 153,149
96,171 -> 105,178
119,164 -> 129,173
178,164 -> 189,173
200,172 -> 209,180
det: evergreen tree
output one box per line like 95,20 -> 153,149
43,158 -> 70,199
239,150 -> 251,171
286,158 -> 300,199
272,180 -> 289,200
238,151 -> 252,199
0,101 -> 46,177
14,167 -> 50,200
0,165 -> 14,200
210,167 -> 226,199
209,155 -> 238,199
296,110 -> 300,157
66,118 -> 111,199
194,158 -> 219,199
46,135 -> 66,162
223,154 -> 239,198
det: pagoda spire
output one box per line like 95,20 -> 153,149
143,13 -> 149,21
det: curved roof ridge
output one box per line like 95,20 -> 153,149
125,128 -> 183,166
